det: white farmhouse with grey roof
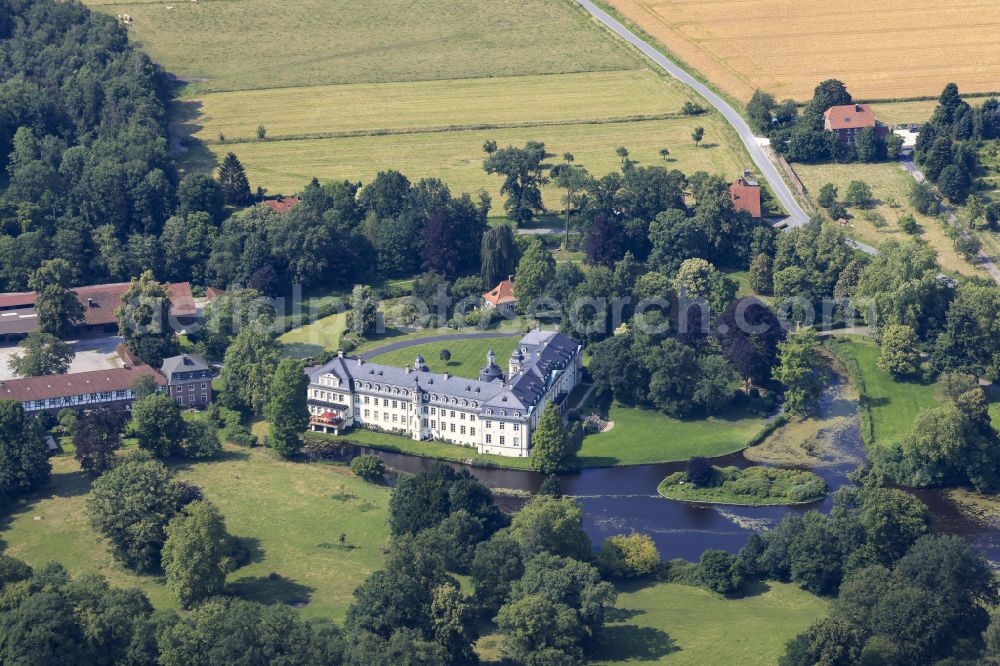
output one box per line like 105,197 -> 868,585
307,330 -> 582,457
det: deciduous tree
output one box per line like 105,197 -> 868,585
0,400 -> 50,499
86,452 -> 199,572
221,327 -> 281,414
9,330 -> 74,377
162,500 -> 234,608
73,408 -> 124,474
264,358 -> 309,457
28,259 -> 83,339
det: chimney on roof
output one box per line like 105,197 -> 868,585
337,350 -> 344,358
357,356 -> 364,366
183,356 -> 193,366
855,104 -> 862,112
87,298 -> 95,307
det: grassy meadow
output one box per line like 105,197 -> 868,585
184,69 -> 689,144
827,337 -> 938,451
87,0 -> 638,93
607,0 -> 1000,102
192,115 -> 750,204
84,0 -> 761,203
794,161 -> 979,277
0,446 -> 391,622
589,580 -> 828,665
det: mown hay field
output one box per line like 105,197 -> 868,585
794,162 -> 979,277
184,70 -> 690,144
195,114 -> 751,203
607,0 -> 1000,102
86,0 -> 639,93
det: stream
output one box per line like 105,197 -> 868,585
330,371 -> 1000,563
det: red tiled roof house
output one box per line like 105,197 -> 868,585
729,175 -> 762,218
823,103 -> 889,145
483,278 -> 516,313
264,197 -> 302,214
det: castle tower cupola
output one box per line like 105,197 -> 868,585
414,355 -> 429,372
479,347 -> 504,382
508,347 -> 524,377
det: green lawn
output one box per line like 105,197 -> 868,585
277,311 -> 348,359
826,337 -> 938,450
370,336 -> 519,380
590,581 -> 828,665
579,403 -> 767,466
0,446 -> 390,622
306,429 -> 535,471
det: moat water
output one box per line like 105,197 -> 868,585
329,373 -> 1000,563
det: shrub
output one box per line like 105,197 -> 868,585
898,213 -> 919,234
864,210 -> 887,229
726,468 -> 772,497
598,533 -> 661,579
350,455 -> 386,482
909,181 -> 938,215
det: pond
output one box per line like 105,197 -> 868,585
329,369 -> 1000,563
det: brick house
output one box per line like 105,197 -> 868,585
160,354 -> 214,408
823,103 -> 890,145
729,173 -> 762,218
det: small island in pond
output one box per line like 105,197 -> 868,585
658,459 -> 828,506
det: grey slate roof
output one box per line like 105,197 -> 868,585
311,330 -> 580,417
160,354 -> 211,381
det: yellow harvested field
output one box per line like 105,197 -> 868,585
185,70 -> 693,143
794,162 -> 979,277
205,116 -> 750,203
607,0 -> 1000,101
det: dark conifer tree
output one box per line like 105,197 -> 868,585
217,152 -> 252,206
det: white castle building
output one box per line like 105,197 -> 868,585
306,329 -> 582,457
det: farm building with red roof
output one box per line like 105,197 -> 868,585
729,175 -> 762,218
823,103 -> 889,144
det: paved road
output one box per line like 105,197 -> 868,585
900,156 -> 1000,284
575,0 -> 809,227
362,331 -> 521,359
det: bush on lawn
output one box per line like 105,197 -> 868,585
351,455 -> 386,482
